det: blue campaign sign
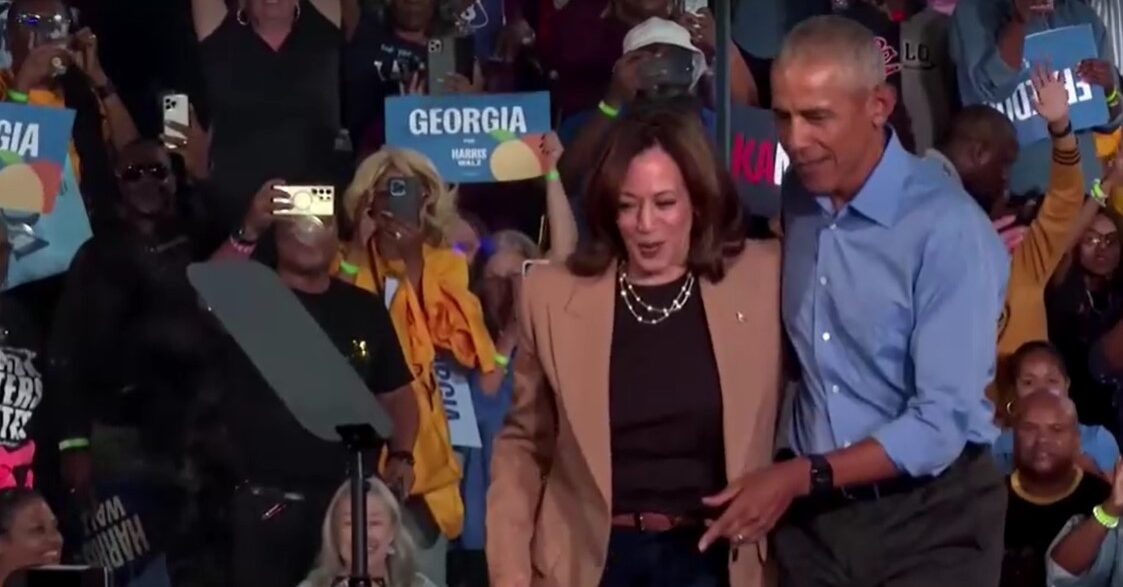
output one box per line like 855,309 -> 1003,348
0,103 -> 90,289
729,105 -> 788,219
385,91 -> 551,183
985,25 -> 1108,146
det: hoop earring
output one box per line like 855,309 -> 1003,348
294,2 -> 301,21
1005,400 -> 1015,416
236,9 -> 249,25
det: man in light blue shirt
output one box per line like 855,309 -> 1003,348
699,14 -> 1009,586
950,0 -> 1122,196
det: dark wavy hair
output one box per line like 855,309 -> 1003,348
567,101 -> 745,282
0,488 -> 42,536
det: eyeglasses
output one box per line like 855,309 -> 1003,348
13,12 -> 71,36
1082,232 -> 1119,249
119,164 -> 170,183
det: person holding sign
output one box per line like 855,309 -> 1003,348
951,0 -> 1121,197
702,15 -> 1008,586
487,105 -> 781,587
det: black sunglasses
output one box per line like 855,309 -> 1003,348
119,164 -> 170,183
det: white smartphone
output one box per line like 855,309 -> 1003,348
683,0 -> 707,14
162,93 -> 189,146
521,259 -> 549,277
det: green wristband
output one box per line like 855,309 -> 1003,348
544,169 -> 561,182
6,89 -> 28,104
59,438 -> 90,451
339,260 -> 360,276
598,100 -> 620,119
1094,505 -> 1120,529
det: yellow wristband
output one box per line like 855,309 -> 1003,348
1094,505 -> 1120,529
1108,88 -> 1121,104
494,353 -> 511,368
598,100 -> 620,119
1092,179 -> 1109,207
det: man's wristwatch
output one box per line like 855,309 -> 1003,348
808,454 -> 834,496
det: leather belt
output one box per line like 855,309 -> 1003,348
611,512 -> 702,532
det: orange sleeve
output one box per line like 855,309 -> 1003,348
1010,145 -> 1085,286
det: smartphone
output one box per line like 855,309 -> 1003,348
1013,193 -> 1044,227
637,47 -> 695,90
162,93 -> 189,146
427,36 -> 475,95
274,185 -> 335,217
521,259 -> 549,277
7,565 -> 110,587
385,177 -> 423,226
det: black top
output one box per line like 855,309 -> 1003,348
199,0 -> 343,228
1046,269 -> 1123,430
608,272 -> 725,517
0,298 -> 43,453
217,279 -> 412,487
49,225 -> 219,455
1001,471 -> 1111,587
344,15 -> 426,154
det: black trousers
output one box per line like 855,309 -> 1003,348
599,527 -> 729,587
774,448 -> 1007,587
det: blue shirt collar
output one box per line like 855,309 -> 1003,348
825,130 -> 910,228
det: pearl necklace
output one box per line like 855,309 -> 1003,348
618,267 -> 695,325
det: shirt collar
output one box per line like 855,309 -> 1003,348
841,130 -> 910,228
924,147 -> 962,186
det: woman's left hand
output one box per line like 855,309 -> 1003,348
541,131 -> 564,172
70,27 -> 108,87
698,459 -> 806,551
378,211 -> 423,246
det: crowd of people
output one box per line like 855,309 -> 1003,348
0,0 -> 1118,586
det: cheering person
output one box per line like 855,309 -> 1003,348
336,146 -> 496,581
486,103 -> 782,587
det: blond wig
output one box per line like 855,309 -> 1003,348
344,147 -> 460,248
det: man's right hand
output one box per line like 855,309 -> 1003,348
60,448 -> 93,503
1103,460 -> 1123,517
241,178 -> 290,241
605,51 -> 650,110
13,44 -> 70,93
1029,63 -> 1071,132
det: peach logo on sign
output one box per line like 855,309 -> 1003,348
488,130 -> 548,182
0,121 -> 64,215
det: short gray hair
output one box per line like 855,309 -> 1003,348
775,15 -> 886,91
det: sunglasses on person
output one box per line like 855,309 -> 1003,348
1082,232 -> 1120,249
118,163 -> 170,183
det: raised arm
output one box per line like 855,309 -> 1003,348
541,132 -> 577,262
309,0 -> 342,28
192,0 -> 229,41
1049,463 -> 1123,583
486,271 -> 558,587
1012,65 -> 1084,285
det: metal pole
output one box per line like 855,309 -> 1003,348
715,0 -> 732,169
348,450 -> 371,587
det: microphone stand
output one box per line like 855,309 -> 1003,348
337,424 -> 379,587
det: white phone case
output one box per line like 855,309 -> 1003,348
162,94 -> 189,143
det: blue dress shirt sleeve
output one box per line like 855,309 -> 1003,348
871,213 -> 1007,477
1047,516 -> 1123,587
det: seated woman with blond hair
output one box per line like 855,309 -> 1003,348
335,146 -> 497,577
298,477 -> 437,587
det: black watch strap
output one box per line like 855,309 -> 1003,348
808,454 -> 834,496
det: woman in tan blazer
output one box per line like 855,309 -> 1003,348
485,106 -> 783,587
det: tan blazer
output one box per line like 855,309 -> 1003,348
486,240 -> 783,587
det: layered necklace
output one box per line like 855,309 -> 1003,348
618,265 -> 695,325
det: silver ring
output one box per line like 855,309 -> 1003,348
394,230 -> 402,239
733,533 -> 746,544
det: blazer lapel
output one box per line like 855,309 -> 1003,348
555,264 -> 616,505
700,269 -> 764,479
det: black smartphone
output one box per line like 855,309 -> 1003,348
637,47 -> 695,91
6,566 -> 110,587
427,36 -> 476,94
1013,193 -> 1044,227
385,177 -> 423,226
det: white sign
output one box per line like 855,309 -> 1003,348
433,353 -> 482,448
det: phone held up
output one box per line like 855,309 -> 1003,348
161,93 -> 190,147
427,36 -> 476,95
274,185 -> 336,217
384,177 -> 423,227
